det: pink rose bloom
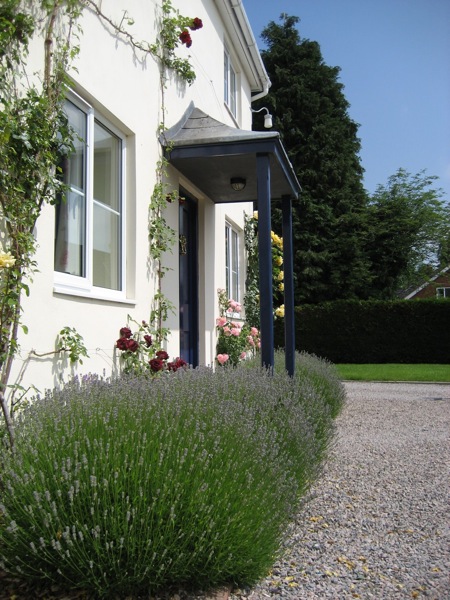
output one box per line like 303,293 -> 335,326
217,354 -> 229,365
230,328 -> 240,336
228,300 -> 242,313
250,327 -> 259,337
240,351 -> 246,360
223,326 -> 232,336
257,341 -> 261,348
247,336 -> 255,346
231,322 -> 242,329
216,317 -> 227,327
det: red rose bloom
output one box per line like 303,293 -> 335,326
168,357 -> 187,372
179,30 -> 192,47
190,18 -> 203,31
149,358 -> 164,372
116,337 -> 129,351
125,339 -> 139,352
156,350 -> 169,360
120,327 -> 132,338
144,334 -> 153,347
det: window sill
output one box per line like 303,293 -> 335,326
53,284 -> 136,305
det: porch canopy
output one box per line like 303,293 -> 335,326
161,103 -> 301,374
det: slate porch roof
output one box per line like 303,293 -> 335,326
160,103 -> 301,203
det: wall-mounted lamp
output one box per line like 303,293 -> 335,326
251,106 -> 273,128
230,177 -> 246,191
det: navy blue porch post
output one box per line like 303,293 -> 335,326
282,195 -> 295,376
256,153 -> 274,371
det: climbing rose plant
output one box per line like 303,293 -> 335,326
244,212 -> 285,329
215,289 -> 260,367
115,317 -> 187,376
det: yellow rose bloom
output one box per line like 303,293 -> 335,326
0,251 -> 15,269
277,271 -> 284,281
278,282 -> 284,292
270,232 -> 283,249
275,255 -> 283,266
253,211 -> 258,220
275,305 -> 285,318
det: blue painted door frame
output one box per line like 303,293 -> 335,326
179,194 -> 199,367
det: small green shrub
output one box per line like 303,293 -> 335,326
0,356 -> 344,597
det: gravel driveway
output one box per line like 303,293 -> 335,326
228,381 -> 450,600
2,382 -> 448,600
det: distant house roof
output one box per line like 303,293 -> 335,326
404,265 -> 450,299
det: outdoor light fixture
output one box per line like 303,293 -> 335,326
230,177 -> 246,191
251,106 -> 273,128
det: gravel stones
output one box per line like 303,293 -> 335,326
228,381 -> 450,600
1,381 -> 448,599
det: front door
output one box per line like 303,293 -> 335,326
179,193 -> 199,366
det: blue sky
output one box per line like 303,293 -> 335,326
242,0 -> 450,199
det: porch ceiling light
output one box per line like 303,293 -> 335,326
230,177 -> 246,191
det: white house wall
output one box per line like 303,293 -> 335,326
8,0 -> 261,397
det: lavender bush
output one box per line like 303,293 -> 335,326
0,355 -> 344,598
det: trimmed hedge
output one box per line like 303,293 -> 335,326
275,299 -> 450,364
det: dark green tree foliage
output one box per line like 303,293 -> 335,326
254,15 -> 371,303
366,169 -> 450,298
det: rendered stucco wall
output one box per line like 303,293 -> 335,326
8,0 -> 257,397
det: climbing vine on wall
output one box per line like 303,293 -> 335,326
147,0 -> 203,346
0,0 -> 203,449
0,0 -> 82,448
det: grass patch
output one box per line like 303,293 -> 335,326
335,363 -> 450,382
0,354 -> 344,598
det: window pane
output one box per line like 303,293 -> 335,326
93,202 -> 120,290
230,67 -> 236,116
231,229 -> 239,300
93,121 -> 121,290
55,101 -> 87,276
55,189 -> 86,276
64,101 -> 86,191
224,52 -> 229,103
225,225 -> 230,299
94,121 -> 120,211
225,224 -> 239,303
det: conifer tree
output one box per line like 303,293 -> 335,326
253,15 -> 371,303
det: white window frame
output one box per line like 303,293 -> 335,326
224,46 -> 237,118
225,221 -> 240,303
436,287 -> 450,298
54,91 -> 127,302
